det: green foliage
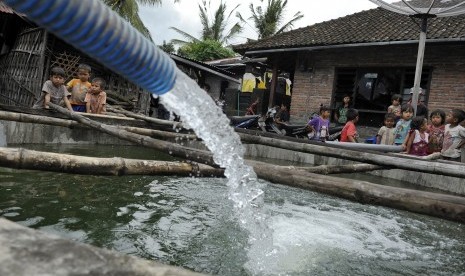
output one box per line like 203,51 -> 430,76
177,40 -> 235,61
238,0 -> 303,39
158,40 -> 175,54
103,0 -> 180,40
170,1 -> 243,45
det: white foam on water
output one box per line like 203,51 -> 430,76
245,197 -> 460,275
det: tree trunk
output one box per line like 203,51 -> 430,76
0,111 -> 198,141
237,132 -> 465,178
107,105 -> 183,129
47,103 -> 216,167
0,147 -> 223,177
251,162 -> 465,223
246,160 -> 383,174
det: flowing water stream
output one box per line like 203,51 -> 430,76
160,70 -> 273,271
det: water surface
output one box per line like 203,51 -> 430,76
0,145 -> 464,275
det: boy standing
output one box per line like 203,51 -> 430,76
376,113 -> 396,145
307,105 -> 331,141
85,78 -> 107,114
441,109 -> 465,162
67,64 -> 91,112
33,67 -> 72,111
340,108 -> 359,142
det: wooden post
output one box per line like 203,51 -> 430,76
0,147 -> 223,177
268,59 -> 278,108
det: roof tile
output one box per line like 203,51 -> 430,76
234,7 -> 465,53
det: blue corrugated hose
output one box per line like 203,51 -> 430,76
4,0 -> 176,94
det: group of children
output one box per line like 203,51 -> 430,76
376,94 -> 465,161
33,64 -> 107,114
377,104 -> 465,161
306,93 -> 465,162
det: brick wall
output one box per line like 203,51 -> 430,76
289,44 -> 465,121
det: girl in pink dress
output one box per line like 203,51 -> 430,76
405,116 -> 429,156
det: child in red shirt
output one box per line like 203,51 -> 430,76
427,109 -> 446,154
340,108 -> 359,142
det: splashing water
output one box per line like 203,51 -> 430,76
160,70 -> 273,272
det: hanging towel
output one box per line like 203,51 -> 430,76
241,73 -> 256,93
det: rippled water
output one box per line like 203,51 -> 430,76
1,145 -> 464,275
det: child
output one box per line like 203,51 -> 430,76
427,109 -> 446,154
340,108 -> 359,142
67,63 -> 92,112
334,94 -> 351,126
408,88 -> 428,117
246,97 -> 260,115
441,109 -> 465,162
387,94 -> 402,121
85,77 -> 107,114
33,67 -> 72,111
376,113 -> 396,145
393,104 -> 414,146
404,116 -> 429,156
307,105 -> 331,141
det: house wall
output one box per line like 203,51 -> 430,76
204,74 -> 240,100
290,43 -> 465,122
204,74 -> 223,100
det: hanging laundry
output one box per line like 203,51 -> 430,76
241,73 -> 256,93
257,77 -> 266,89
285,79 -> 292,96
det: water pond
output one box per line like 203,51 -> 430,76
0,144 -> 464,275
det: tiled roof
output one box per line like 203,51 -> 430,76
170,54 -> 240,83
0,1 -> 15,14
233,7 -> 465,53
0,1 -> 24,16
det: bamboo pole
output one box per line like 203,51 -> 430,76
0,146 -> 378,177
246,160 -> 384,174
237,132 -> 465,178
107,105 -> 183,129
47,103 -> 216,167
0,147 -> 223,177
0,110 -> 198,141
252,163 -> 465,223
260,164 -> 388,174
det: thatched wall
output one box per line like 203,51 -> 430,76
0,16 -> 151,114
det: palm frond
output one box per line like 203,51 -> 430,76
169,27 -> 200,43
135,0 -> 162,6
275,12 -> 304,35
169,38 -> 190,45
222,22 -> 243,44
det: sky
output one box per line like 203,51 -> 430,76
139,0 -> 378,46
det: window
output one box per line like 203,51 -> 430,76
333,67 -> 431,126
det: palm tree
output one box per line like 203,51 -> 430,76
170,0 -> 243,45
239,0 -> 303,40
104,0 -> 179,39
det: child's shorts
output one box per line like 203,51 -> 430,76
72,105 -> 86,112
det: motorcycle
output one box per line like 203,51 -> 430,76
230,115 -> 260,129
263,114 -> 343,141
